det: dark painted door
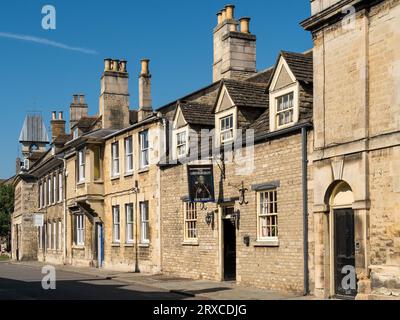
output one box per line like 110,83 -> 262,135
223,219 -> 236,281
334,208 -> 357,298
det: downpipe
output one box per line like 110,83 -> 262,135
302,127 -> 309,296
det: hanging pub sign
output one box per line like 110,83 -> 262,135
187,165 -> 215,203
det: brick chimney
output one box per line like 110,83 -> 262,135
213,4 -> 257,82
51,111 -> 66,142
69,94 -> 88,130
99,58 -> 130,130
138,59 -> 153,122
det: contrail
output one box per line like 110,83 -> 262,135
0,31 -> 98,55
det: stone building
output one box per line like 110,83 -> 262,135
158,5 -> 315,294
12,113 -> 49,261
301,0 -> 400,299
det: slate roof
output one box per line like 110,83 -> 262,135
178,102 -> 214,126
19,113 -> 49,143
246,68 -> 274,85
73,116 -> 100,131
223,79 -> 269,108
281,50 -> 313,84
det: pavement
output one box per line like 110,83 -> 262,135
0,260 -> 319,300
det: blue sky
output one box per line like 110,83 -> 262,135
0,0 -> 312,179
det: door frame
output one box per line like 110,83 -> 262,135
218,203 -> 236,281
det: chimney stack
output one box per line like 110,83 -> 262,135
51,110 -> 66,142
70,94 -> 88,130
138,59 -> 153,122
213,5 -> 256,82
99,58 -> 130,129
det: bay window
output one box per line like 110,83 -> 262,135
78,149 -> 85,183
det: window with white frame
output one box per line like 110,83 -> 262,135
53,174 -> 57,203
184,202 -> 198,241
139,131 -> 149,169
176,131 -> 187,158
111,142 -> 120,177
124,136 -> 133,173
257,189 -> 278,241
48,177 -> 51,205
43,180 -> 47,207
58,172 -> 63,202
112,206 -> 120,243
220,114 -> 234,144
58,220 -> 62,250
276,92 -> 294,127
48,221 -> 52,249
39,183 -> 43,208
53,221 -> 57,250
38,226 -> 43,249
125,203 -> 134,243
73,127 -> 79,139
140,201 -> 149,243
78,149 -> 85,183
74,214 -> 85,246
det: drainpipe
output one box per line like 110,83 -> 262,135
62,157 -> 67,265
302,126 -> 309,296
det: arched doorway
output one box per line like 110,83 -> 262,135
328,181 -> 357,299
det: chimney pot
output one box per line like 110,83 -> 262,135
225,5 -> 235,20
221,9 -> 226,22
112,60 -> 120,72
58,111 -> 63,120
240,17 -> 251,34
79,95 -> 85,104
141,59 -> 150,76
104,58 -> 112,71
119,60 -> 127,73
52,111 -> 57,120
73,94 -> 79,104
217,11 -> 222,25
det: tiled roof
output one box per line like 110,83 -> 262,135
281,50 -> 313,83
246,68 -> 274,84
179,102 -> 214,126
83,129 -> 118,140
74,116 -> 100,130
223,79 -> 269,108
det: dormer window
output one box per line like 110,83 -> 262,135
220,114 -> 234,144
176,131 -> 187,158
276,92 -> 294,127
73,128 -> 79,139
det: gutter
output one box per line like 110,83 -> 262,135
301,127 -> 309,296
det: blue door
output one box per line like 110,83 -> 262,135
97,223 -> 104,268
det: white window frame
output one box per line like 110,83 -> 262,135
58,220 -> 62,250
48,221 -> 52,249
139,131 -> 149,169
75,214 -> 85,246
112,205 -> 120,243
215,108 -> 237,147
220,114 -> 234,144
53,174 -> 57,204
125,203 -> 134,244
257,189 -> 279,243
78,149 -> 85,183
73,127 -> 79,139
184,202 -> 198,241
58,172 -> 63,202
38,226 -> 43,249
124,136 -> 134,174
175,128 -> 188,159
276,92 -> 295,128
39,183 -> 43,208
111,142 -> 120,177
47,177 -> 51,206
140,202 -> 149,243
53,221 -> 57,250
